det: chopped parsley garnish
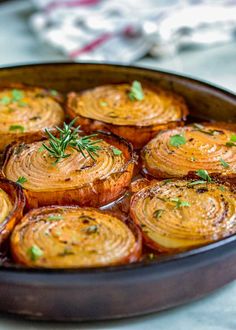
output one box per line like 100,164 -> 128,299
28,245 -> 43,261
9,125 -> 24,133
162,179 -> 173,185
196,169 -> 212,182
128,81 -> 144,101
170,198 -> 190,208
220,158 -> 229,168
112,147 -> 122,156
100,101 -> 108,107
47,215 -> 63,221
16,176 -> 27,185
219,186 -> 225,192
188,169 -> 212,187
153,209 -> 164,218
192,123 -> 221,136
169,134 -> 186,147
226,134 -> 236,147
82,225 -> 99,234
12,89 -> 24,101
0,96 -> 11,105
50,89 -> 58,96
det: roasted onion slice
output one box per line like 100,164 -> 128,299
142,124 -> 236,180
0,179 -> 25,244
11,206 -> 141,268
130,180 -> 236,252
0,85 -> 64,151
2,132 -> 135,208
66,83 -> 188,148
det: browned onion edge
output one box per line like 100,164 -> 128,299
0,178 -> 25,244
130,178 -> 236,253
11,205 -> 142,268
1,130 -> 137,208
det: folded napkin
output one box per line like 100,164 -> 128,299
30,0 -> 236,63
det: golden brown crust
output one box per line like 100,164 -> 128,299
0,84 -> 64,151
141,124 -> 236,181
0,178 -> 25,244
11,206 -> 142,268
130,179 -> 236,253
66,84 -> 188,149
2,131 -> 136,209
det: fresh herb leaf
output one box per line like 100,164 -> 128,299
219,185 -> 225,192
220,158 -> 229,168
196,169 -> 212,182
38,145 -> 45,152
170,198 -> 190,208
112,147 -> 122,156
192,123 -> 221,136
128,81 -> 144,101
9,125 -> 24,133
50,89 -> 58,96
187,180 -> 207,187
28,245 -> 43,261
12,89 -> 24,101
170,134 -> 186,147
47,215 -> 63,221
100,101 -> 108,107
42,118 -> 102,163
226,134 -> 236,147
16,176 -> 27,185
162,179 -> 172,185
82,225 -> 99,234
153,209 -> 164,218
0,96 -> 11,105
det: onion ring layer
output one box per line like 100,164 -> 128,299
142,124 -> 236,180
66,84 -> 188,148
130,180 -> 236,252
2,132 -> 135,208
0,85 -> 64,151
11,206 -> 141,268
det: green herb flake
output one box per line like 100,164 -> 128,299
28,245 -> 43,261
82,225 -> 99,234
112,147 -> 122,156
47,215 -> 63,221
219,186 -> 225,192
38,145 -> 45,152
153,209 -> 164,218
226,134 -> 236,147
12,89 -> 24,101
220,158 -> 229,168
170,198 -> 190,208
187,180 -> 207,187
0,96 -> 11,105
169,134 -> 186,147
9,125 -> 24,133
162,179 -> 173,185
50,89 -> 58,96
128,81 -> 144,101
192,123 -> 221,136
196,169 -> 212,182
100,101 -> 108,107
16,176 -> 27,185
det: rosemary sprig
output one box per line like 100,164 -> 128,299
42,118 -> 102,163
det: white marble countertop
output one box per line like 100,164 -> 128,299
0,1 -> 236,329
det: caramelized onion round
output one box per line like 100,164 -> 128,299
11,206 -> 141,268
66,84 -> 188,148
2,132 -> 135,208
0,179 -> 25,244
0,85 -> 64,151
130,180 -> 236,252
142,124 -> 236,180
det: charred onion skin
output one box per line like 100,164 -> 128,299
0,84 -> 64,151
11,206 -> 142,268
142,124 -> 236,181
0,179 -> 25,244
66,84 -> 188,149
130,180 -> 236,253
2,131 -> 136,209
